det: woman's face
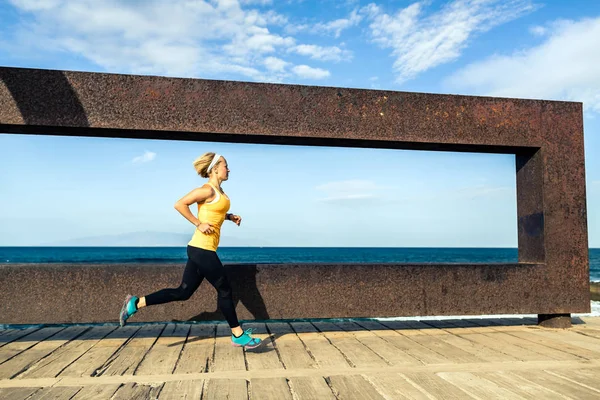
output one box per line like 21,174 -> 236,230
216,157 -> 230,180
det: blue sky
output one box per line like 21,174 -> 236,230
0,0 -> 598,247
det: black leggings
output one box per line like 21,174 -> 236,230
145,246 -> 239,328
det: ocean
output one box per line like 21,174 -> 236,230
2,247 -> 599,282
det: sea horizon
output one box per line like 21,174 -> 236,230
3,247 -> 599,282
3,245 -> 598,249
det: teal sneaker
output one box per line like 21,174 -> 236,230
231,328 -> 262,349
119,295 -> 138,327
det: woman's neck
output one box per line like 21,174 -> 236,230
209,177 -> 223,190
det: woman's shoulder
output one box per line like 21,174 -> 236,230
197,183 -> 216,199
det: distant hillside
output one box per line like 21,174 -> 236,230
41,231 -> 270,247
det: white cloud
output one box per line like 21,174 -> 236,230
452,185 -> 513,199
3,0 -> 332,82
529,25 -> 547,36
316,180 -> 382,192
445,17 -> 600,113
264,56 -> 289,72
240,0 -> 273,5
314,8 -> 363,38
290,44 -> 352,62
292,65 -> 330,79
286,8 -> 362,38
223,26 -> 295,57
132,151 -> 156,164
319,194 -> 377,204
9,0 -> 60,11
364,0 -> 536,83
393,185 -> 513,204
316,180 -> 385,202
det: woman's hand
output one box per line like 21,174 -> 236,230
229,214 -> 242,226
196,222 -> 214,234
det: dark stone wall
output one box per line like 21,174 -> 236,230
0,263 -> 589,325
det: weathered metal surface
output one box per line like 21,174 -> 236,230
0,67 -> 590,324
0,263 -> 582,324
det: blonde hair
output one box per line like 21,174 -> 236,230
193,152 -> 222,178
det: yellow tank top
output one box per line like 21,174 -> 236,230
188,183 -> 231,251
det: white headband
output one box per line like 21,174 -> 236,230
207,153 -> 221,174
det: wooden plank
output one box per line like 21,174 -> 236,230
505,330 -> 600,360
204,378 -> 248,400
23,386 -> 82,400
401,332 -> 480,364
174,324 -> 215,374
250,377 -> 292,400
288,377 -> 336,400
473,318 -> 504,327
404,321 -> 446,336
547,368 -> 600,392
0,327 -> 64,364
531,329 -> 600,353
485,330 -> 580,361
455,320 -> 505,333
377,321 -> 453,364
158,380 -> 204,399
135,323 -> 190,375
0,326 -> 88,379
516,370 -> 600,398
402,372 -> 477,399
97,324 -> 165,376
289,322 -> 351,369
327,375 -> 385,400
473,371 -> 571,400
395,320 -> 440,336
334,321 -> 421,366
418,321 -> 510,364
354,321 -> 425,365
440,319 -> 488,334
0,387 -> 40,400
488,318 -> 524,327
58,325 -> 140,377
365,373 -> 434,400
71,384 -> 121,399
18,326 -> 116,379
375,320 -> 415,330
266,322 -> 316,369
574,329 -> 600,339
422,319 -> 468,332
0,328 -> 39,348
212,323 -> 246,372
579,317 -> 600,327
421,322 -> 519,363
456,332 -> 550,361
355,320 -> 415,336
313,322 -> 388,368
112,382 -> 164,400
437,372 -> 525,399
243,323 -> 284,371
503,318 -> 536,327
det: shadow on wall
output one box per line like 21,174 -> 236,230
188,265 -> 270,322
0,69 -> 89,127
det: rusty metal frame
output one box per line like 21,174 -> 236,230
0,67 -> 589,326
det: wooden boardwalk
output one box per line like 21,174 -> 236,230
1,316 -> 600,399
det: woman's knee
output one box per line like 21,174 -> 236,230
174,285 -> 195,301
214,277 -> 233,299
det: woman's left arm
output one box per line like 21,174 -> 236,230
226,213 -> 242,226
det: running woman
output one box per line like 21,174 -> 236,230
119,152 -> 261,349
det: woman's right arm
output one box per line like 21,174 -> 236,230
174,186 -> 214,233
